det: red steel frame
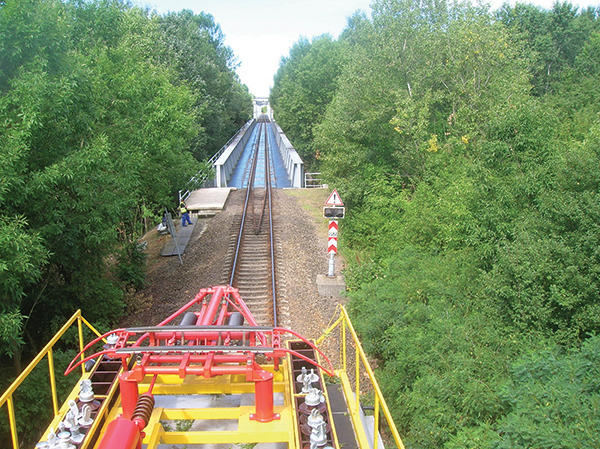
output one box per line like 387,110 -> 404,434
65,285 -> 334,443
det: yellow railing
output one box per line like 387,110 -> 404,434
0,310 -> 103,449
317,305 -> 405,449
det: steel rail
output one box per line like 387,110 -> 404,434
228,122 -> 263,287
266,126 -> 278,327
227,117 -> 278,327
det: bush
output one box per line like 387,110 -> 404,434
116,241 -> 148,291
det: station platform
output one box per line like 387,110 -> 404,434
185,187 -> 234,217
161,188 -> 233,257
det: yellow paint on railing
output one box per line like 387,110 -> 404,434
0,310 -> 102,449
48,348 -> 59,415
7,395 -> 18,449
317,305 -> 406,449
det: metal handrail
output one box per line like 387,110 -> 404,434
304,172 -> 325,188
179,119 -> 255,202
0,310 -> 103,449
317,305 -> 406,449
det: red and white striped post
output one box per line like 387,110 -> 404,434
323,190 -> 345,278
328,220 -> 338,277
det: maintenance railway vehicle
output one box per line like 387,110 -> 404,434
1,117 -> 404,449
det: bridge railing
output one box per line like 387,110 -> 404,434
179,119 -> 255,202
304,172 -> 326,188
214,119 -> 257,187
317,305 -> 406,449
271,121 -> 304,188
0,311 -> 103,449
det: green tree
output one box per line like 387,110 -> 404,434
0,216 -> 48,371
497,1 -> 599,96
270,34 -> 347,168
450,336 -> 600,448
0,0 -> 69,92
0,0 -> 238,366
550,30 -> 600,139
157,10 -> 252,160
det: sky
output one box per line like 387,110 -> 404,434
132,0 -> 598,98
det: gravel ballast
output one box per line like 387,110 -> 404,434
128,188 -> 346,341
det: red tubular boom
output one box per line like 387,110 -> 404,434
65,286 -> 335,429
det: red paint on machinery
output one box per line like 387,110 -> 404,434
65,285 -> 334,449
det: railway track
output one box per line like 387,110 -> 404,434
221,117 -> 279,327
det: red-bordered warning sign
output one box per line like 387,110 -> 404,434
325,189 -> 344,206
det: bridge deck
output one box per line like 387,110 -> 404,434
229,121 -> 291,189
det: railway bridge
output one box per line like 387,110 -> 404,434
213,116 -> 303,190
179,115 -> 303,218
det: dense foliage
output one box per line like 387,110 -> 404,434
271,0 -> 600,447
0,0 -> 251,379
270,34 -> 348,168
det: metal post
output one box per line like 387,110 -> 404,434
47,348 -> 59,415
77,315 -> 85,375
249,364 -> 279,423
342,319 -> 347,372
328,253 -> 335,277
327,218 -> 338,277
164,208 -> 183,266
355,345 -> 360,413
119,372 -> 140,420
7,396 -> 18,449
374,394 -> 381,449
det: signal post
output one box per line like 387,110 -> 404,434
316,190 -> 346,297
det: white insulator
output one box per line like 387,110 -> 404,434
302,375 -> 313,393
79,404 -> 94,426
68,400 -> 80,419
69,424 -> 85,444
304,388 -> 325,407
297,366 -> 319,385
307,408 -> 324,428
63,410 -> 76,430
47,429 -> 58,448
79,379 -> 95,403
310,421 -> 328,446
106,333 -> 119,346
296,366 -> 308,383
57,430 -> 75,449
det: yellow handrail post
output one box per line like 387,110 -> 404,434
355,344 -> 360,412
374,394 -> 380,449
316,305 -> 407,449
77,314 -> 85,375
47,348 -> 59,416
342,320 -> 347,372
7,395 -> 18,449
0,310 -> 105,449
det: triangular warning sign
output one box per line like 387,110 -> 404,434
325,189 -> 344,206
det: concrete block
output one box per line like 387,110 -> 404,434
316,275 -> 346,297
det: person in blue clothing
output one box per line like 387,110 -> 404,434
179,201 -> 192,227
